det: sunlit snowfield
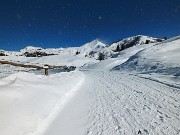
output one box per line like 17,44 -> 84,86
0,36 -> 180,135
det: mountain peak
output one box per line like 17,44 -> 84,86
80,40 -> 106,50
87,39 -> 106,46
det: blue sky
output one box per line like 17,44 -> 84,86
0,0 -> 180,51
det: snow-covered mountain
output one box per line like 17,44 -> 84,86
79,40 -> 107,53
19,45 -> 80,57
113,36 -> 180,75
77,40 -> 114,59
108,35 -> 163,51
1,35 -> 163,59
75,35 -> 163,59
17,40 -> 108,58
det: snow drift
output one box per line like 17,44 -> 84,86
0,70 -> 84,135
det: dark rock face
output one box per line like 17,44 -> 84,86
122,36 -> 141,49
112,36 -> 163,53
112,36 -> 141,52
23,51 -> 55,57
0,52 -> 7,56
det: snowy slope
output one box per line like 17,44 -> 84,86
81,43 -> 153,70
113,36 -> 180,74
0,54 -> 98,69
24,54 -> 98,67
77,35 -> 162,59
78,40 -> 107,56
112,36 -> 180,88
79,40 -> 106,53
108,35 -> 163,51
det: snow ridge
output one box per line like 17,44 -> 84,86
108,35 -> 163,51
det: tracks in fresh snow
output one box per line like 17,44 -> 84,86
83,71 -> 180,135
44,70 -> 180,135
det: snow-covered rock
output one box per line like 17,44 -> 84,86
108,35 -> 163,51
20,46 -> 59,57
76,40 -> 112,59
0,50 -> 6,56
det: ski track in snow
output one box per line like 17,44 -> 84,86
80,70 -> 180,135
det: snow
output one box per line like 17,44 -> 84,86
108,35 -> 162,51
78,40 -> 106,54
19,40 -> 107,58
0,35 -> 179,135
1,35 -> 161,61
0,71 -> 84,135
0,54 -> 97,68
47,70 -> 179,135
26,54 -> 97,67
113,36 -> 180,87
81,43 -> 153,70
0,74 -> 16,86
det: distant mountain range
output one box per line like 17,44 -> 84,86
0,35 -> 165,59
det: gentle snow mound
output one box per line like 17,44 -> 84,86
0,70 -> 84,135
